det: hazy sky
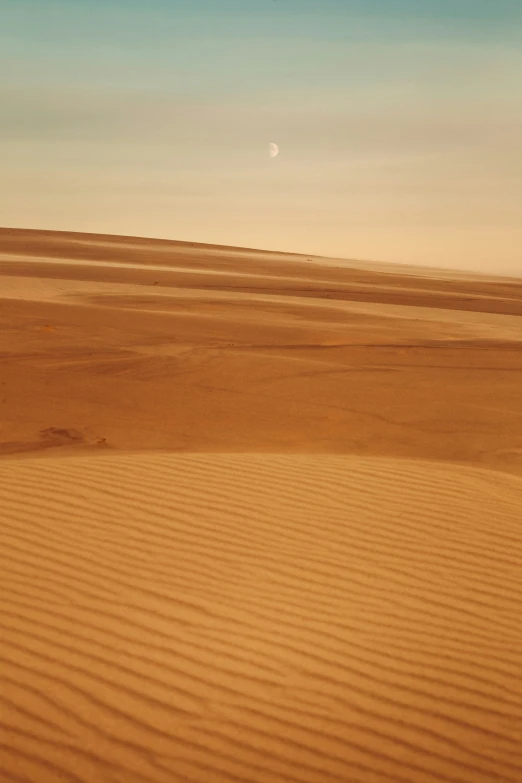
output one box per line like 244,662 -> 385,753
2,0 -> 521,273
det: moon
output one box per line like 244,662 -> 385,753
269,142 -> 279,158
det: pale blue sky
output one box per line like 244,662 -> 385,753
2,0 -> 521,272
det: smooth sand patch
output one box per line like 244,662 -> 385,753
1,259 -> 522,468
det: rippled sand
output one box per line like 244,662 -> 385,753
1,227 -> 522,782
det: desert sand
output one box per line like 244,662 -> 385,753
1,227 -> 522,782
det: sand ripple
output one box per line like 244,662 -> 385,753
1,453 -> 521,782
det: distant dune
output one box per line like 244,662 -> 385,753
1,228 -> 522,782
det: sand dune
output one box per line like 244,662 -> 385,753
1,453 -> 522,783
1,228 -> 522,781
2,230 -> 522,468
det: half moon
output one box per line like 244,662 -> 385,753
269,142 -> 279,158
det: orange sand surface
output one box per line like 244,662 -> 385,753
1,228 -> 522,782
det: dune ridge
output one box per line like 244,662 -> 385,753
1,453 -> 522,782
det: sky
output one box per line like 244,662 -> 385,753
1,0 -> 521,274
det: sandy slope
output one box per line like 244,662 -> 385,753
1,453 -> 522,783
2,229 -> 522,470
1,228 -> 522,782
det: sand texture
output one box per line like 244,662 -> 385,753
1,228 -> 522,782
